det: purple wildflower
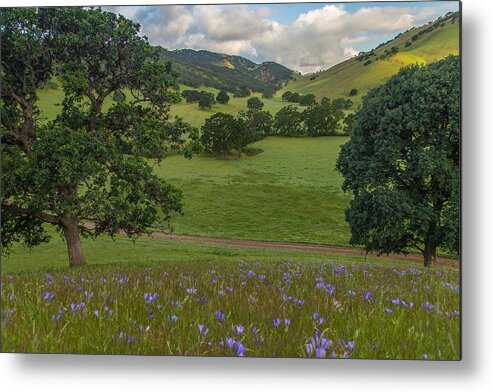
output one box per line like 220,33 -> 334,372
235,325 -> 245,336
422,302 -> 436,311
185,288 -> 197,295
226,287 -> 233,294
305,331 -> 332,358
385,308 -> 393,315
168,314 -> 178,322
364,291 -> 373,302
324,284 -> 335,296
215,311 -> 226,323
93,310 -> 99,317
43,291 -> 55,301
198,324 -> 209,339
235,341 -> 246,357
144,292 -> 158,304
226,337 -> 235,351
273,318 -> 281,328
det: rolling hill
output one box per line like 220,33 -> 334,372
281,11 -> 460,106
159,48 -> 294,94
36,11 -> 459,128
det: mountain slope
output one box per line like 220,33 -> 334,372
282,11 -> 460,105
159,48 -> 294,94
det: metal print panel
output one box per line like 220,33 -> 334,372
0,1 -> 461,360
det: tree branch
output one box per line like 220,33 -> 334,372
2,202 -> 60,224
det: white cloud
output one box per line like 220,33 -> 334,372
105,3 -> 457,74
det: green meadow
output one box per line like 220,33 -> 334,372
161,136 -> 351,245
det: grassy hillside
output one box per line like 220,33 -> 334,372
159,136 -> 351,245
282,13 -> 460,106
160,48 -> 293,93
36,83 -> 290,129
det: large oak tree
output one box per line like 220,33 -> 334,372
336,56 -> 460,266
1,7 -> 195,267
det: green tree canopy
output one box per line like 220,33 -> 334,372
299,94 -> 316,106
336,56 -> 460,266
302,97 -> 346,136
240,109 -> 273,141
247,97 -> 264,110
1,7 -> 195,267
216,90 -> 230,104
273,105 -> 304,136
198,92 -> 215,110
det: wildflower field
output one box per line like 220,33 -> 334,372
1,259 -> 460,359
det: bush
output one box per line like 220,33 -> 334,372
349,88 -> 358,96
405,41 -> 412,48
247,97 -> 264,110
216,90 -> 230,104
262,89 -> 275,99
363,60 -> 372,67
299,94 -> 316,106
233,86 -> 251,98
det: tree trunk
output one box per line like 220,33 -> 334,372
423,238 -> 437,267
61,217 -> 86,267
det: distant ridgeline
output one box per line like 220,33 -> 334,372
159,48 -> 294,95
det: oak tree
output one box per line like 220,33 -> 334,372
336,56 -> 460,266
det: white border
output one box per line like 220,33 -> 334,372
2,1 -> 493,391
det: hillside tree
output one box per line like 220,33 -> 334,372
336,56 -> 460,266
247,97 -> 264,110
302,97 -> 346,136
1,7 -> 195,267
216,90 -> 230,104
240,109 -> 273,140
273,105 -> 304,136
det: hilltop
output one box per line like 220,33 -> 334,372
159,48 -> 294,94
281,11 -> 460,106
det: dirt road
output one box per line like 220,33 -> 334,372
82,223 -> 458,267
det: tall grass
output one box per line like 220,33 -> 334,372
1,259 -> 460,359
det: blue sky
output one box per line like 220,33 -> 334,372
107,1 -> 459,73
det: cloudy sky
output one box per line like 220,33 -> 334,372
106,1 -> 459,73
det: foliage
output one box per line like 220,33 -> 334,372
112,90 -> 126,103
239,109 -> 273,140
216,90 -> 230,104
261,89 -> 275,99
342,112 -> 356,136
198,92 -> 215,110
336,56 -> 460,266
302,97 -> 348,136
349,88 -> 358,96
282,91 -> 293,101
299,93 -> 316,106
233,86 -> 251,98
0,7 -> 193,267
247,97 -> 264,110
273,105 -> 304,136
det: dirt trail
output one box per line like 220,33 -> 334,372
83,223 -> 458,267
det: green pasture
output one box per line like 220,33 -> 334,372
157,136 -> 351,246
